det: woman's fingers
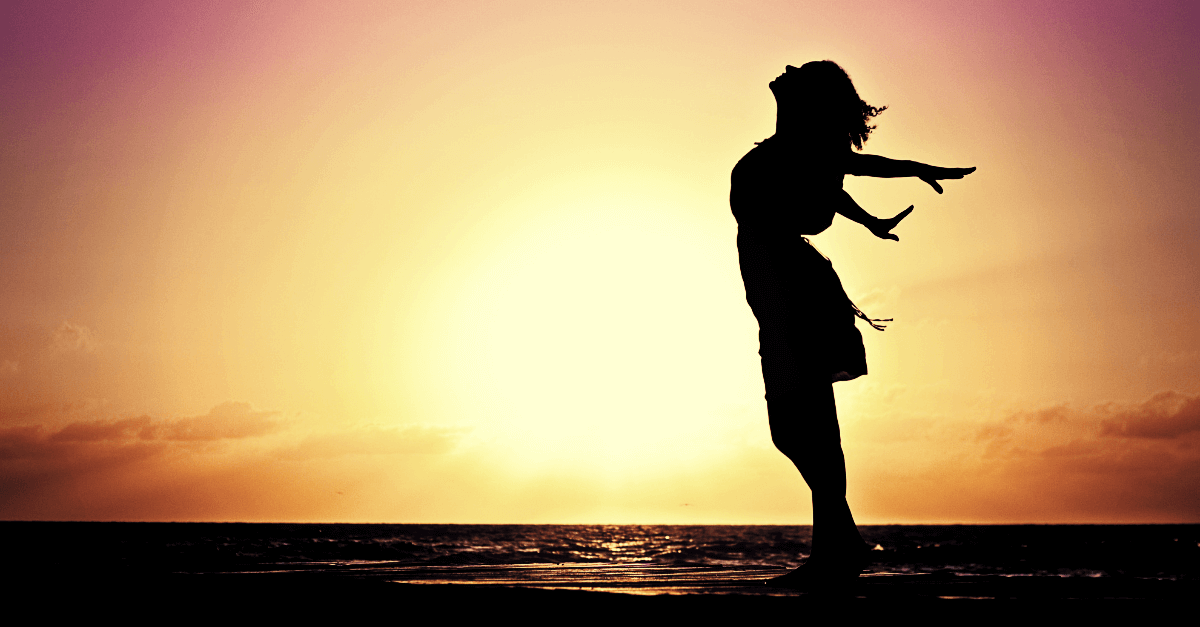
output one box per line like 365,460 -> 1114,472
939,166 -> 977,179
874,206 -> 912,241
921,166 -> 975,193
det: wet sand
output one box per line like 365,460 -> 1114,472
29,564 -> 1192,621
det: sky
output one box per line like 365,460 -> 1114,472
1,0 -> 1197,523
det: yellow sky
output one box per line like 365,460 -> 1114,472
1,0 -> 1197,522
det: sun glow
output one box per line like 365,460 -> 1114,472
402,188 -> 760,469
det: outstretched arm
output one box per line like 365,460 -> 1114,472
835,190 -> 912,241
845,152 -> 976,194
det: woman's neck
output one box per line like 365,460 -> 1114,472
776,99 -> 843,141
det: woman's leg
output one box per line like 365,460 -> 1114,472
758,328 -> 866,581
767,382 -> 866,565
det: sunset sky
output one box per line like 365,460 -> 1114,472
2,0 -> 1197,523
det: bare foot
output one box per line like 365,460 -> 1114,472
765,544 -> 870,589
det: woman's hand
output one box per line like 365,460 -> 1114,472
919,166 -> 976,194
869,206 -> 914,241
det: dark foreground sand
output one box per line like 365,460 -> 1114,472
26,568 -> 1193,622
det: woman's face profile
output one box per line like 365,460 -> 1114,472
769,65 -> 810,103
769,65 -> 801,90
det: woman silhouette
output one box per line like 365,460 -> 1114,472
731,61 -> 973,586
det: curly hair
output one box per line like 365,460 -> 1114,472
795,60 -> 887,151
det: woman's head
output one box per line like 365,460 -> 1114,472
770,61 -> 886,150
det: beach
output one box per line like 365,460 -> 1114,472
28,571 -> 1193,622
8,522 -> 1195,619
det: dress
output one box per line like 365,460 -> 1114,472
730,135 -> 867,396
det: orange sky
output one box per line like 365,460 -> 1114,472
2,0 -> 1197,523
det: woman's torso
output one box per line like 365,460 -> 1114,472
729,134 -> 847,238
731,134 -> 865,379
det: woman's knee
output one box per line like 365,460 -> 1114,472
770,429 -> 804,461
770,423 -> 842,468
767,400 -> 841,450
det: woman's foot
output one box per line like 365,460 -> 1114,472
764,543 -> 870,589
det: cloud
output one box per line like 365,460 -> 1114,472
966,391 -> 1200,520
0,402 -> 281,464
156,402 -> 281,441
0,425 -> 52,460
42,402 -> 281,443
46,321 -> 97,356
48,415 -> 154,443
975,403 -> 1075,440
0,421 -> 166,475
1097,391 -> 1200,439
0,322 -> 107,409
853,390 -> 1200,522
0,403 -> 474,520
1024,405 -> 1072,424
278,425 -> 467,459
0,401 -> 289,518
973,393 -> 1200,444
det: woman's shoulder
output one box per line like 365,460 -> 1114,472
739,136 -> 776,159
733,137 -> 781,176
733,134 -> 839,178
